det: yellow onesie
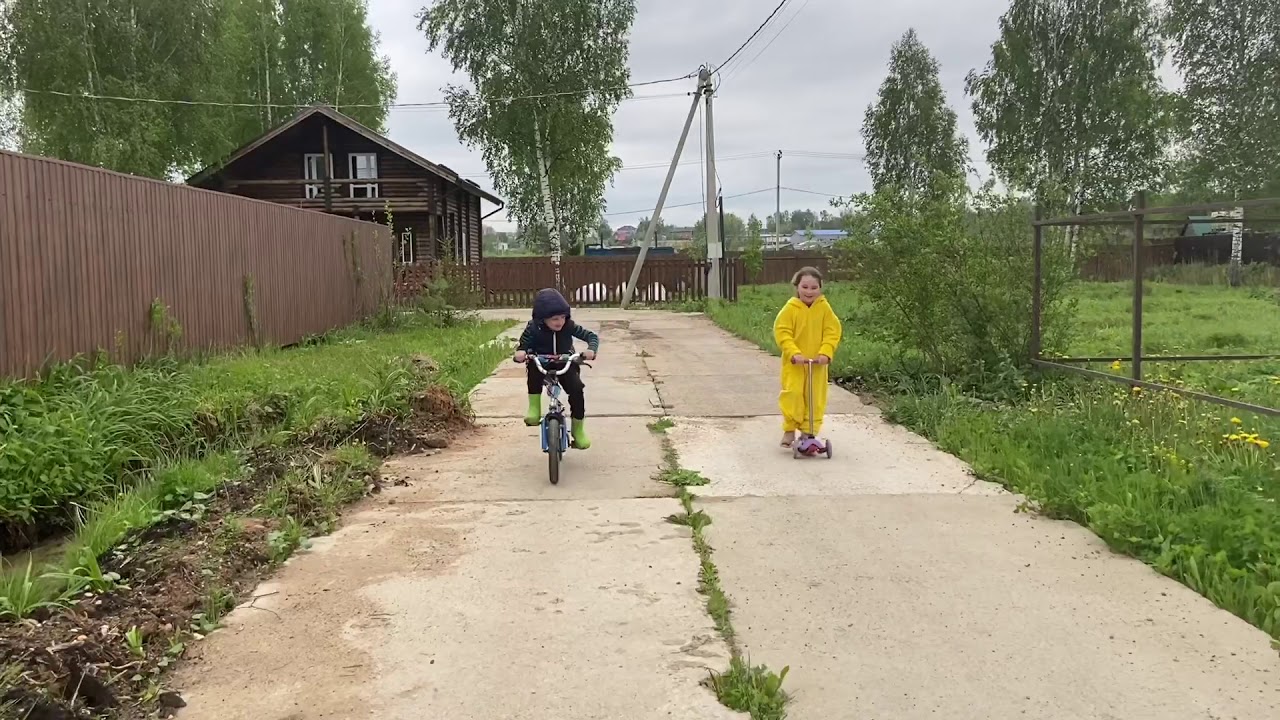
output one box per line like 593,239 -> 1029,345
773,295 -> 843,435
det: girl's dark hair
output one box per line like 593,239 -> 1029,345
791,266 -> 823,286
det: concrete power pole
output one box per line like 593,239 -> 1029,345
620,74 -> 704,308
775,150 -> 782,249
703,70 -> 721,300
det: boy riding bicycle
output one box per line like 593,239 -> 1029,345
512,288 -> 599,449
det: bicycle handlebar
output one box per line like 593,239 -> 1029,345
514,352 -> 590,376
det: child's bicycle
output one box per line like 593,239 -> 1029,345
517,352 -> 591,485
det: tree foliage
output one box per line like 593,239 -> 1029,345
0,0 -> 395,177
418,0 -> 635,250
965,0 -> 1168,215
1163,0 -> 1280,200
742,214 -> 764,280
842,180 -> 1076,389
862,28 -> 968,199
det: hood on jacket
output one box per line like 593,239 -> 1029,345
532,288 -> 572,322
787,295 -> 829,311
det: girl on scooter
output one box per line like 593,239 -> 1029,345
773,267 -> 842,448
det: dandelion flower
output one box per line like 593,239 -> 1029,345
1230,417 -> 1243,425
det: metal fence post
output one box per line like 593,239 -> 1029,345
1032,204 -> 1043,361
1132,190 -> 1146,382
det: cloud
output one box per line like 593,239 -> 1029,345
372,0 -> 1016,232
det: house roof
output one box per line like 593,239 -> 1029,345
186,104 -> 502,205
790,229 -> 847,237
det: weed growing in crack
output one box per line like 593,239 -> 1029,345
647,417 -> 674,433
267,517 -> 308,565
708,656 -> 791,720
662,468 -> 710,488
650,420 -> 791,717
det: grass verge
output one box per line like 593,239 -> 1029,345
0,311 -> 512,718
649,418 -> 791,720
707,282 -> 1280,649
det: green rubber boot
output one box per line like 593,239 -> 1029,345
571,418 -> 591,449
524,394 -> 541,426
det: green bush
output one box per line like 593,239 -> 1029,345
837,183 -> 1077,389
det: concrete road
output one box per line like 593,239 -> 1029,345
174,309 -> 1279,720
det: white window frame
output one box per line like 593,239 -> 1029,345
303,153 -> 333,199
398,229 -> 415,265
348,152 -> 379,198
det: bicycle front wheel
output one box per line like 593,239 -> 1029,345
547,417 -> 562,485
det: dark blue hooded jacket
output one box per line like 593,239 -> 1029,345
517,288 -> 600,356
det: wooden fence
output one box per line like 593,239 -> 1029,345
0,150 -> 392,378
396,255 -> 743,307
745,252 -> 834,285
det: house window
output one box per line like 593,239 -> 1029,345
348,153 -> 379,198
398,229 -> 415,265
303,153 -> 333,199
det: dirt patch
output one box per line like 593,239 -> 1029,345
0,384 -> 475,719
0,475 -> 277,719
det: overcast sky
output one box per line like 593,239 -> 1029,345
370,0 -> 1019,232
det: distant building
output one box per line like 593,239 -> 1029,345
789,229 -> 847,250
762,232 -> 788,250
613,225 -> 637,246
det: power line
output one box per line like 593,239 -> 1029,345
604,187 -> 775,218
14,75 -> 699,110
782,150 -> 864,159
601,185 -> 843,219
722,0 -> 811,84
781,186 -> 844,198
713,0 -> 794,73
458,149 -> 862,178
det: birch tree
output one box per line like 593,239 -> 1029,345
965,0 -> 1169,226
417,0 -> 635,279
862,28 -> 968,200
1164,0 -> 1280,286
0,0 -> 395,177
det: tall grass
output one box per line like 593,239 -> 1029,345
0,314 -> 511,550
709,282 -> 1280,641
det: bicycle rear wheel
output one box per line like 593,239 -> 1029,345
547,417 -> 562,485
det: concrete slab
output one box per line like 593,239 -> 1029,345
671,415 -> 998,497
384,418 -> 672,501
175,498 -> 738,720
360,499 -> 739,720
706,494 -> 1280,720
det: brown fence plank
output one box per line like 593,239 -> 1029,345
0,149 -> 392,378
393,254 -> 744,307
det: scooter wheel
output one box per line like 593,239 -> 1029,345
792,445 -> 802,459
824,439 -> 833,459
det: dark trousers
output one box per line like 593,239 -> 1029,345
527,364 -> 586,419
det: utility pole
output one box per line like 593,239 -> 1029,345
718,193 -> 725,257
621,74 -> 704,308
703,69 -> 721,300
775,150 -> 782,249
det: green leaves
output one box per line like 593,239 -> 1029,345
965,0 -> 1168,215
841,182 -> 1076,387
862,29 -> 968,200
0,0 -> 395,177
1164,0 -> 1280,200
417,0 -> 636,245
